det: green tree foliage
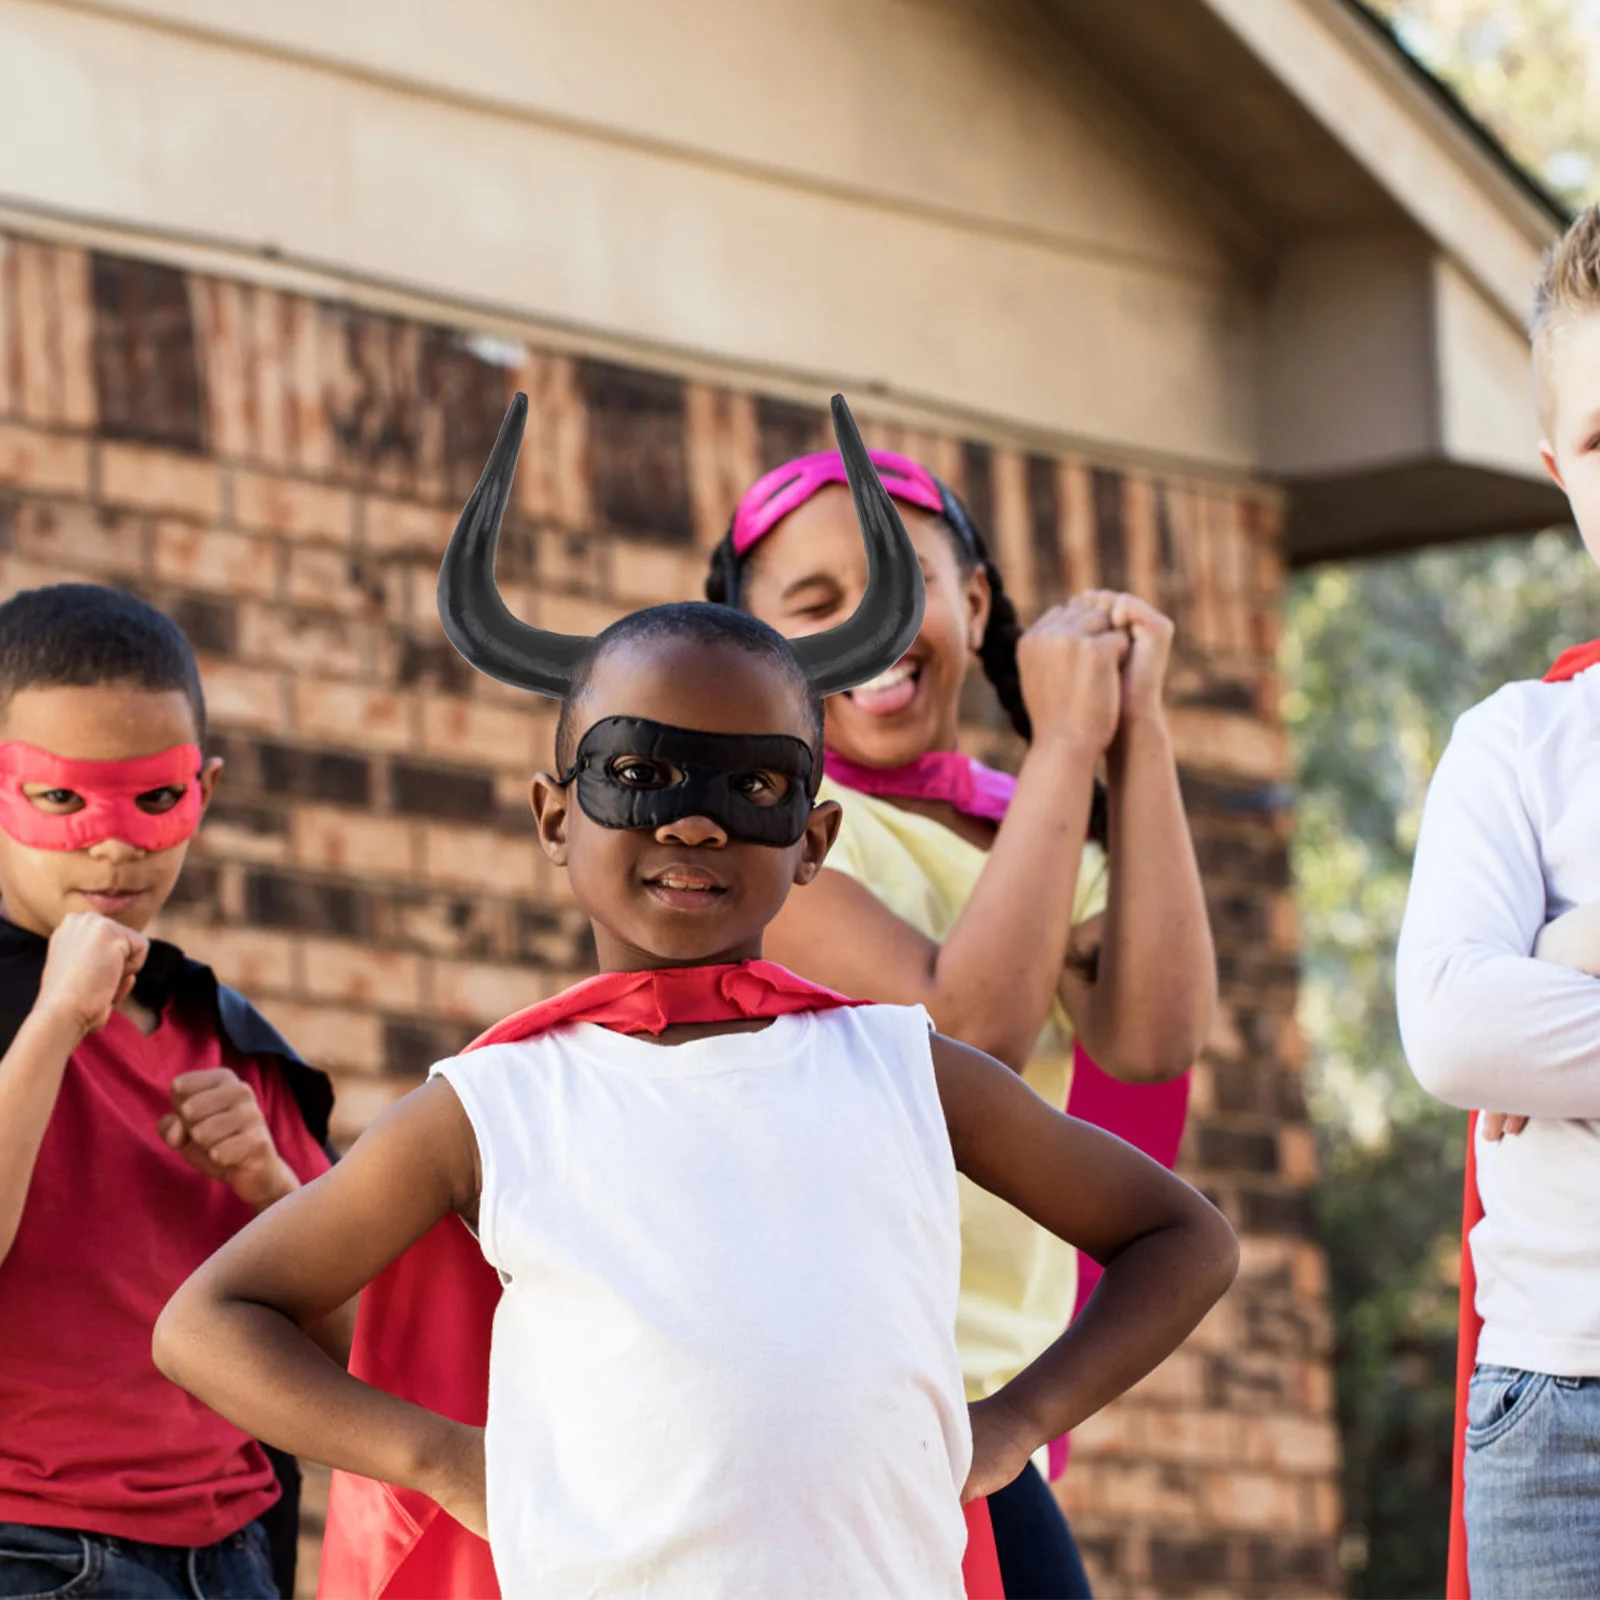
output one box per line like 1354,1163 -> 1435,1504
1295,10 -> 1600,1596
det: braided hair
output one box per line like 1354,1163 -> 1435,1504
705,478 -> 1109,848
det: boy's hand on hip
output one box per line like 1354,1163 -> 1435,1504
427,1423 -> 488,1538
159,1068 -> 300,1210
36,912 -> 149,1040
961,1393 -> 1037,1504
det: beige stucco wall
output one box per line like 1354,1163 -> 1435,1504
0,0 -> 1563,545
0,0 -> 1262,469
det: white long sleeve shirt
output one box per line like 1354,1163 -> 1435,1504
1397,669 -> 1600,1376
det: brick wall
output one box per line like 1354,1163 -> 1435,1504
0,228 -> 1341,1598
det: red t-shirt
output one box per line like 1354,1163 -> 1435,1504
0,999 -> 330,1544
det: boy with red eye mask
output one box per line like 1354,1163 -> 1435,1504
0,584 -> 339,1600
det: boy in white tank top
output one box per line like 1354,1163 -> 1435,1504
155,397 -> 1237,1600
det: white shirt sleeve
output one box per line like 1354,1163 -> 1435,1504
1397,687 -> 1600,1116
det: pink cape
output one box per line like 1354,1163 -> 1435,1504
317,961 -> 1004,1598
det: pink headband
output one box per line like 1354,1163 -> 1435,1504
731,448 -> 943,557
0,743 -> 204,853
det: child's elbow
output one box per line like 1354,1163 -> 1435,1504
1192,1200 -> 1240,1305
151,1291 -> 198,1389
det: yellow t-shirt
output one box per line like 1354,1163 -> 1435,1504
815,776 -> 1109,1401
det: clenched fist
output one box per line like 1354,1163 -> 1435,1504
1075,589 -> 1176,727
1017,598 -> 1130,755
36,912 -> 148,1040
158,1068 -> 300,1210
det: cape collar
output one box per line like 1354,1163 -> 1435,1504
465,959 -> 866,1050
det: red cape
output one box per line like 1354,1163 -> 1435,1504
1443,644 -> 1597,1598
318,961 -> 1004,1599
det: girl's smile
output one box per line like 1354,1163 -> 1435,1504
846,655 -> 922,719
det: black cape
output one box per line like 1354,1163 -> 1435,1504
0,917 -> 335,1595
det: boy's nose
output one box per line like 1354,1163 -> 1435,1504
655,814 -> 727,848
86,836 -> 145,862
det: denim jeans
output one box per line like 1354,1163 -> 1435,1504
1464,1362 -> 1600,1600
0,1519 -> 277,1599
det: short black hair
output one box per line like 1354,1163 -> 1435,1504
553,602 -> 824,775
0,584 -> 207,742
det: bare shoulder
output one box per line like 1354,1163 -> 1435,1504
342,1075 -> 482,1218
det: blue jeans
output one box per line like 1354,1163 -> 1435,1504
1464,1363 -> 1600,1599
0,1520 -> 277,1599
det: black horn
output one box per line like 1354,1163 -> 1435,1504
789,396 -> 926,696
436,393 -> 590,698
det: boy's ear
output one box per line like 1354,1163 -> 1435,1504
1540,440 -> 1567,492
793,798 -> 842,886
529,772 -> 572,866
198,756 -> 224,810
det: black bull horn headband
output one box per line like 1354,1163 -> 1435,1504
437,392 -> 926,698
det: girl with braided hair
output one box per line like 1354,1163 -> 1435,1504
707,447 -> 1214,1598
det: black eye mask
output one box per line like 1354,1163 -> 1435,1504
559,717 -> 819,847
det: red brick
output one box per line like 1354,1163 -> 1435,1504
1060,459 -> 1096,595
610,540 -> 702,607
153,521 -> 277,596
285,545 -> 382,615
150,919 -> 297,993
291,805 -> 416,877
1140,1408 -> 1242,1467
292,680 -> 414,751
1125,1348 -> 1208,1409
255,1000 -> 383,1074
364,495 -> 455,556
251,285 -> 291,469
14,240 -> 56,423
430,956 -> 547,1023
684,384 -> 759,549
191,803 -> 292,866
235,470 -> 353,543
198,658 -> 286,731
0,423 -> 90,494
101,442 -> 224,522
1070,1401 -> 1146,1460
418,694 -> 535,768
535,592 -> 625,637
1166,707 -> 1287,782
287,296 -> 333,476
0,238 -> 14,417
55,247 -> 96,429
194,277 -> 251,459
421,823 -> 538,895
988,449 -> 1035,616
1279,1124 -> 1318,1189
1308,1477 -> 1342,1537
301,938 -> 424,1010
238,603 -> 365,678
329,1077 -> 415,1145
1237,1414 -> 1340,1475
546,355 -> 591,529
1200,1469 -> 1303,1534
12,501 -> 144,575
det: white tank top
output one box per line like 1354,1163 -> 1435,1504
432,1004 -> 970,1600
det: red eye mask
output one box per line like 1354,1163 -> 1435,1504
0,743 -> 204,852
